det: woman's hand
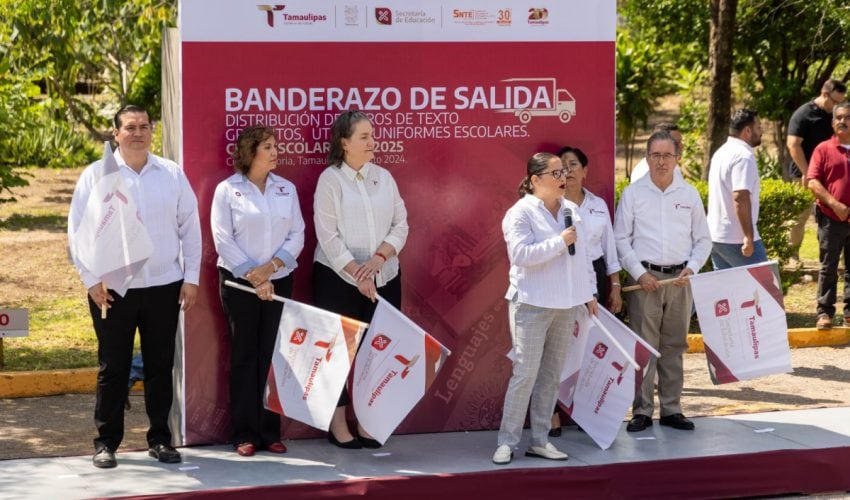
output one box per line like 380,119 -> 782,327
357,278 -> 377,302
353,255 -> 383,283
245,262 -> 275,287
586,297 -> 598,316
561,227 -> 577,247
255,280 -> 275,301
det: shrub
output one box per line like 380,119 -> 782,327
1,116 -> 99,169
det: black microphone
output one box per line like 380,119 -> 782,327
564,207 -> 575,256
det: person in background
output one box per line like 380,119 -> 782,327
806,102 -> 850,330
312,110 -> 408,449
615,131 -> 711,433
786,79 -> 846,261
68,104 -> 201,468
707,108 -> 767,269
549,145 -> 621,436
492,152 -> 597,465
211,125 -> 305,457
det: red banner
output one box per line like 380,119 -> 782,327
180,0 -> 615,444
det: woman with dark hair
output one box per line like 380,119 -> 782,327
548,146 -> 622,436
492,152 -> 597,465
313,110 -> 408,449
211,125 -> 305,456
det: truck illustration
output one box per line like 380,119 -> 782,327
497,77 -> 576,124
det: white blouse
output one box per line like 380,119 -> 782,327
210,172 -> 305,279
578,189 -> 621,276
503,194 -> 596,309
313,162 -> 408,287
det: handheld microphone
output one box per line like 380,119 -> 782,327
564,207 -> 576,256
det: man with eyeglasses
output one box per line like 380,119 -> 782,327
68,105 -> 201,468
629,122 -> 684,184
706,108 -> 767,270
614,131 -> 711,433
806,102 -> 850,330
787,79 -> 847,260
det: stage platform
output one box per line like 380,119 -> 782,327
2,407 -> 849,499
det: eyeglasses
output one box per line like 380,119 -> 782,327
537,167 -> 570,180
648,153 -> 678,162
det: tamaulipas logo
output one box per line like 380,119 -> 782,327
394,354 -> 419,379
314,340 -> 334,362
371,334 -> 392,351
289,328 -> 307,345
258,4 -> 327,27
257,5 -> 285,27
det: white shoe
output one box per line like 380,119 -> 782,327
492,445 -> 513,465
525,442 -> 568,461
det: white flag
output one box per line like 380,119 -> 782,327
690,261 -> 792,384
352,297 -> 451,445
558,307 -> 657,450
264,300 -> 367,430
72,143 -> 153,296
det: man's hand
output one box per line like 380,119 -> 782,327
179,283 -> 199,311
637,272 -> 659,292
833,202 -> 850,222
88,282 -> 113,310
674,268 -> 693,287
741,236 -> 754,257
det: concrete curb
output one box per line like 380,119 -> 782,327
1,328 -> 848,399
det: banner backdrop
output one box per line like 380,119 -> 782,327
691,261 -> 792,384
180,0 -> 615,444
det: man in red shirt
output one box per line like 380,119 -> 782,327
807,102 -> 850,329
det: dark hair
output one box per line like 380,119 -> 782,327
556,146 -> 588,167
822,79 -> 847,94
114,104 -> 149,129
231,126 -> 275,175
646,130 -> 679,155
833,101 -> 850,117
327,110 -> 370,167
518,152 -> 558,198
729,108 -> 758,136
652,122 -> 679,133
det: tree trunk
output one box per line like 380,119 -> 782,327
703,0 -> 738,180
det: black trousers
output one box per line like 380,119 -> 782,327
88,280 -> 182,451
815,207 -> 850,318
592,256 -> 610,304
312,262 -> 402,406
219,268 -> 293,447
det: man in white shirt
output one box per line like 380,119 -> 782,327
68,105 -> 201,468
629,122 -> 684,184
615,131 -> 711,433
707,108 -> 767,269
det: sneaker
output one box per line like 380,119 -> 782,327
816,315 -> 833,330
492,445 -> 513,465
525,442 -> 568,461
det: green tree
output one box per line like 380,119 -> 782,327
616,30 -> 673,177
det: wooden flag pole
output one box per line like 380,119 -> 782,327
100,282 -> 109,319
621,277 -> 686,293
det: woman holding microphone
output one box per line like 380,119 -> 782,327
493,152 -> 597,465
313,110 -> 408,449
211,125 -> 305,456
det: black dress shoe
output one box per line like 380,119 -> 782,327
548,427 -> 562,437
149,443 -> 182,463
659,413 -> 695,430
358,436 -> 382,449
93,448 -> 117,469
328,432 -> 362,449
626,414 -> 653,432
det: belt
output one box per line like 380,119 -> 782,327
641,261 -> 687,274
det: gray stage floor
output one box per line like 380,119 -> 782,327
1,407 -> 849,499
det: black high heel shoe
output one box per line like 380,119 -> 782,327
328,431 -> 362,449
358,436 -> 382,449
